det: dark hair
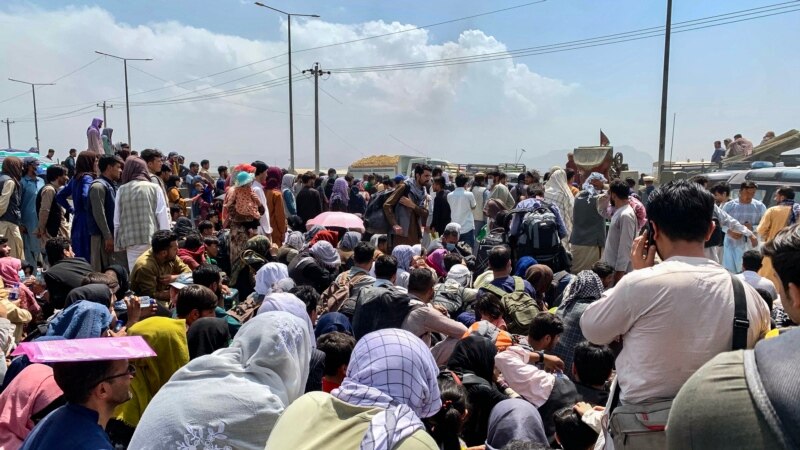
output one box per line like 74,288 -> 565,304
763,223 -> 800,293
408,268 -> 436,293
80,272 -> 116,288
625,177 -> 636,188
710,182 -> 730,196
374,254 -> 398,279
755,288 -> 774,312
192,264 -> 222,289
176,284 -> 218,317
740,181 -> 758,190
160,163 -> 172,175
608,179 -> 629,199
375,235 -> 388,246
98,155 -> 123,172
198,221 -> 214,233
290,285 -> 319,316
777,186 -> 795,200
200,159 -> 209,166
140,148 -> 163,163
443,252 -> 462,272
301,172 -> 315,184
528,312 -> 564,341
316,331 -> 356,377
742,249 -> 763,272
328,167 -> 337,176
475,290 -> 505,321
415,164 -> 433,176
565,168 -> 576,181
353,241 -> 375,265
251,161 -> 268,176
734,133 -> 743,139
45,164 -> 67,183
45,236 -> 71,266
497,172 -> 507,182
53,360 -> 117,404
646,180 -> 714,243
189,161 -> 199,169
166,175 -> 181,189
151,230 -> 178,253
590,261 -> 614,279
433,176 -> 446,188
455,173 -> 468,188
425,376 -> 468,450
170,205 -> 181,216
573,342 -> 614,386
69,148 -> 77,154
689,175 -> 709,188
528,185 -> 545,198
184,233 -> 203,251
553,407 -> 599,450
488,245 -> 511,271
442,228 -> 459,238
203,237 -> 219,248
217,165 -> 228,175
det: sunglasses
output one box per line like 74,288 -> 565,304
98,364 -> 136,384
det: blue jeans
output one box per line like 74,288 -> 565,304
459,230 -> 475,251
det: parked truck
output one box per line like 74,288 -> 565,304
347,154 -> 526,179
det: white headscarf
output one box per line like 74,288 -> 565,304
544,168 -> 575,235
446,264 -> 472,288
309,241 -> 341,270
257,292 -> 315,350
332,329 -> 441,450
254,262 -> 289,296
127,311 -> 311,450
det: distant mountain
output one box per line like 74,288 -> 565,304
526,145 -> 655,175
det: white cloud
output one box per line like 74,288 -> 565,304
0,5 -> 574,168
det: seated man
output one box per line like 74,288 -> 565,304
323,241 -> 375,318
316,331 -> 356,393
21,358 -> 135,450
130,230 -> 191,306
571,341 -> 613,406
174,284 -> 218,327
203,236 -> 220,266
481,245 -> 536,297
43,236 -> 93,314
464,290 -> 514,351
191,264 -> 240,335
176,234 -> 205,270
553,407 -> 600,450
198,220 -> 215,238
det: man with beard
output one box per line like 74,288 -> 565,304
0,157 -> 25,258
384,164 -> 432,249
89,155 -> 125,271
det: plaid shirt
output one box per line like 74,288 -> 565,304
552,300 -> 592,375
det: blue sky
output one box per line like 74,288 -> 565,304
1,0 -> 798,171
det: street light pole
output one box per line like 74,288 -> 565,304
254,2 -> 319,172
8,78 -> 54,151
95,51 -> 152,149
657,0 -> 673,181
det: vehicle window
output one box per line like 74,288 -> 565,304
779,171 -> 800,181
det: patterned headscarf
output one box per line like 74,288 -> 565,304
446,264 -> 472,288
332,329 -> 441,450
560,270 -> 604,309
305,225 -> 326,243
254,262 -> 290,296
229,235 -> 272,286
392,245 -> 414,272
284,231 -> 305,251
329,178 -> 350,208
582,172 -> 607,196
339,231 -> 362,251
256,293 -> 316,350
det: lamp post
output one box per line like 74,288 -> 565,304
95,51 -> 153,149
8,78 -> 55,151
254,2 -> 319,172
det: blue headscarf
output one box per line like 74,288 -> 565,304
514,256 -> 538,277
582,172 -> 607,196
314,312 -> 354,338
46,301 -> 112,339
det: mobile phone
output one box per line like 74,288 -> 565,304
645,221 -> 656,250
138,296 -> 154,307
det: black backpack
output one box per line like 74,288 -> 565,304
475,227 -> 507,274
513,203 -> 561,255
363,189 -> 393,234
351,287 -> 420,340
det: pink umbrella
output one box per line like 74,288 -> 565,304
306,211 -> 365,232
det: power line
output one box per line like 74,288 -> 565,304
0,55 -> 103,105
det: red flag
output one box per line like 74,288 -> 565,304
600,130 -> 610,146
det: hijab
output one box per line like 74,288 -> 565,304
369,234 -> 386,248
187,317 -> 230,360
305,225 -> 325,242
120,156 -> 151,184
339,231 -> 362,252
582,172 -> 607,196
0,364 -> 64,449
254,262 -> 289,296
46,301 -> 112,339
411,244 -> 422,257
309,241 -> 341,270
513,256 -> 538,277
115,317 -> 189,427
1,337 -> 65,392
128,312 -> 311,450
266,166 -> 283,190
256,292 -> 316,350
329,178 -> 350,207
485,399 -> 548,450
392,245 -> 414,272
310,229 -> 339,247
544,168 -> 575,232
560,270 -> 604,309
105,264 -> 130,298
446,334 -> 497,382
446,264 -> 472,288
284,231 -> 305,251
230,235 -> 272,286
64,284 -> 114,308
281,174 -> 295,191
2,156 -> 23,184
314,312 -> 353,338
524,264 -> 554,304
426,248 -> 448,278
332,329 -> 441,450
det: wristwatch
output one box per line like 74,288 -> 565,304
537,350 -> 545,364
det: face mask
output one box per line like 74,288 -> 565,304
445,243 -> 456,251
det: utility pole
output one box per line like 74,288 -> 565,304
95,51 -> 152,149
656,0 -> 673,181
254,2 -> 320,173
303,62 -> 330,173
8,78 -> 55,151
97,101 -> 113,127
1,119 -> 13,148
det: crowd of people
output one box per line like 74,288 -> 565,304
0,129 -> 799,450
